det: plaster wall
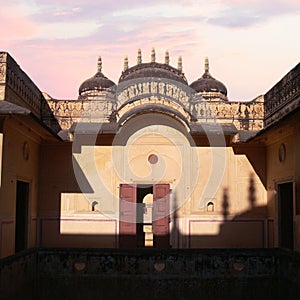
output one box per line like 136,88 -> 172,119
266,116 -> 300,251
39,122 -> 267,249
0,117 -> 39,258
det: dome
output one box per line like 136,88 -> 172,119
79,57 -> 115,96
190,58 -> 227,96
118,49 -> 188,85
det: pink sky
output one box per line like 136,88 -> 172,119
1,0 -> 300,100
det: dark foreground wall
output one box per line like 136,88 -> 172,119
1,248 -> 300,300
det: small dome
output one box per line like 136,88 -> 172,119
190,58 -> 227,96
79,56 -> 115,96
118,49 -> 187,85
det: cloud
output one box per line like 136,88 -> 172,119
37,20 -> 99,39
17,0 -> 300,30
28,0 -> 186,23
0,6 -> 37,48
209,0 -> 300,28
14,1 -> 209,44
2,0 -> 300,100
10,11 -> 202,98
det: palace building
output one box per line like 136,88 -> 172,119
0,49 -> 299,257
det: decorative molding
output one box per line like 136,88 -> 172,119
264,63 -> 300,126
47,96 -> 264,131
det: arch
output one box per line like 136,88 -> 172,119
207,201 -> 215,212
115,77 -> 198,122
143,193 -> 153,224
112,112 -> 195,146
116,96 -> 193,124
118,103 -> 190,130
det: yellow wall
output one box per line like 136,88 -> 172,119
183,146 -> 267,248
38,120 -> 268,249
39,142 -> 117,248
0,117 -> 39,258
265,115 -> 300,251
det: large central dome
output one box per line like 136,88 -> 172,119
118,49 -> 188,85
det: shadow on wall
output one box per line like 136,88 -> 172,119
188,173 -> 268,248
38,171 -> 270,249
233,145 -> 266,188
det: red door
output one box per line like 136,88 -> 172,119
119,184 -> 137,248
153,184 -> 170,248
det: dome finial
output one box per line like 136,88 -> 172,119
151,47 -> 156,62
165,50 -> 169,65
205,57 -> 209,73
137,48 -> 142,64
97,56 -> 102,72
178,56 -> 182,72
123,55 -> 129,72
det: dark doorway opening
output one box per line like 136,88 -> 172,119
15,181 -> 29,252
278,182 -> 294,250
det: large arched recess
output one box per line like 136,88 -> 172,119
115,107 -> 199,248
114,107 -> 195,147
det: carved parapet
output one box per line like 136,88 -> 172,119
0,53 -> 7,87
116,78 -> 192,112
0,52 -> 42,118
264,63 -> 300,126
116,96 -> 191,125
47,98 -> 116,130
40,98 -> 61,133
192,96 -> 264,131
200,91 -> 228,102
48,94 -> 265,131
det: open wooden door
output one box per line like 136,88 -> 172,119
119,184 -> 136,248
153,184 -> 170,248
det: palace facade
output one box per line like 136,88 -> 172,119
0,49 -> 299,257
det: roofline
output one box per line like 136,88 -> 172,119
0,101 -> 62,141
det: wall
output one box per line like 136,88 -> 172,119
265,111 -> 300,251
185,145 -> 267,248
0,117 -> 40,258
39,142 -> 118,248
0,249 -> 37,300
295,120 -> 300,251
0,52 -> 42,118
1,248 -> 300,300
38,116 -> 268,249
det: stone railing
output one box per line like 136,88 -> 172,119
264,62 -> 300,126
194,96 -> 264,131
0,52 -> 42,118
1,248 -> 300,299
46,99 -> 116,130
48,96 -> 264,132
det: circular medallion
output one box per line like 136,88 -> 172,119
148,153 -> 158,164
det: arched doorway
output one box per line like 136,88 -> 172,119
136,185 -> 153,248
119,184 -> 170,248
116,112 -> 193,249
143,193 -> 154,247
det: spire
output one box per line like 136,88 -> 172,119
165,50 -> 169,65
137,48 -> 142,64
205,57 -> 209,73
178,56 -> 182,72
97,56 -> 102,72
151,47 -> 156,63
123,55 -> 129,72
